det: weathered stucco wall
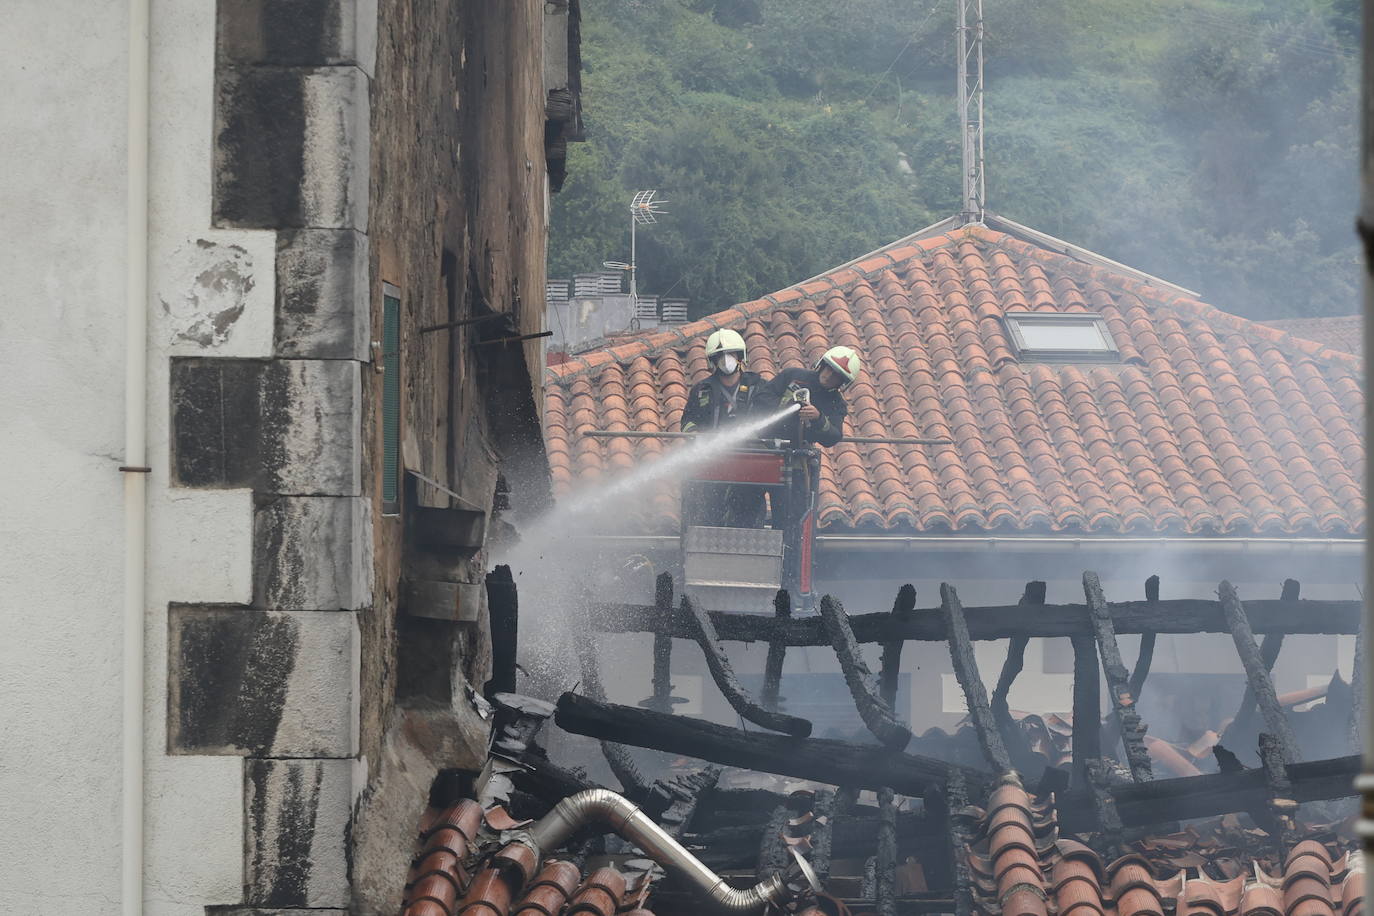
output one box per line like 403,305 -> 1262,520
1,2 -> 274,912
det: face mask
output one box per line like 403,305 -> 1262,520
715,353 -> 740,375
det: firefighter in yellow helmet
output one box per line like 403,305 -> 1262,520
679,328 -> 770,527
755,345 -> 859,447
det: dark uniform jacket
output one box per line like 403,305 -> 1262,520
755,367 -> 847,446
680,371 -> 767,432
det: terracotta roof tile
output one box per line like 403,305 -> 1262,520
544,226 -> 1364,534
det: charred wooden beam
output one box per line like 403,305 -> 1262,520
1085,759 -> 1126,858
650,766 -> 721,839
946,772 -> 974,916
756,803 -> 791,883
1055,753 -> 1360,832
591,596 -> 1359,642
1070,633 -> 1101,789
809,789 -> 839,883
941,584 -> 1013,773
880,585 -> 918,710
761,589 -> 792,713
485,564 -> 519,697
554,692 -> 988,796
1223,579 -> 1296,750
1084,572 -> 1152,782
820,595 -> 912,750
1349,620 -> 1364,754
1259,733 -> 1299,849
990,582 -> 1046,774
507,745 -> 600,804
1127,576 -> 1159,700
681,594 -> 812,737
1218,580 -> 1302,764
644,572 -> 678,714
875,786 -> 898,916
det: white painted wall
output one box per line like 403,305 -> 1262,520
0,3 -> 273,911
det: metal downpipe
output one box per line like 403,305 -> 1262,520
525,788 -> 789,912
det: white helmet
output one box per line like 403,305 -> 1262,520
704,328 -> 747,374
817,345 -> 861,387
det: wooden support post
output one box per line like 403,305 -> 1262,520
1258,733 -> 1299,849
1218,580 -> 1302,764
808,789 -> 837,883
875,785 -> 898,916
1128,576 -> 1159,699
1348,618 -> 1364,754
646,572 -> 677,714
484,564 -> 519,697
681,595 -> 813,737
941,583 -> 1013,772
880,585 -> 918,708
820,595 -> 912,750
1223,579 -> 1296,751
946,771 -> 974,916
762,589 -> 792,713
554,692 -> 988,796
991,582 -> 1046,774
755,804 -> 791,883
1083,572 -> 1153,782
1071,633 -> 1101,789
1086,758 -> 1126,858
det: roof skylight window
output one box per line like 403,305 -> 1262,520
1003,311 -> 1120,363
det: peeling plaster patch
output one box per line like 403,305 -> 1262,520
162,239 -> 255,347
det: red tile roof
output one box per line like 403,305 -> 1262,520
402,800 -> 659,916
544,226 -> 1364,535
966,774 -> 1362,916
1262,316 -> 1363,362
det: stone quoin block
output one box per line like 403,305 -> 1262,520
168,606 -> 359,757
217,0 -> 377,76
171,357 -> 361,496
274,229 -> 369,359
214,66 -> 369,230
254,496 -> 372,610
244,758 -> 353,909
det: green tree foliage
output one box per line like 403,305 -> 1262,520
550,0 -> 1359,320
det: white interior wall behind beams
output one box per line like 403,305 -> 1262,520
0,2 -> 271,913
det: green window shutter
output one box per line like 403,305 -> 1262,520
382,286 -> 401,515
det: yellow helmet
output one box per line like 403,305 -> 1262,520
705,329 -> 747,373
817,345 -> 861,386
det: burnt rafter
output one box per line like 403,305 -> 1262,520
1218,580 -> 1303,764
1070,631 -> 1101,788
1221,579 -> 1296,752
940,584 -> 1013,773
989,582 -> 1045,774
819,595 -> 912,750
1083,572 -> 1153,783
555,692 -> 988,796
591,595 -> 1358,643
679,594 -> 813,737
761,589 -> 792,713
878,586 -> 918,723
643,572 -> 679,714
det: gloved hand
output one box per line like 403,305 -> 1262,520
798,405 -> 820,421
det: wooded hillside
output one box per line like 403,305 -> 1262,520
550,0 -> 1359,321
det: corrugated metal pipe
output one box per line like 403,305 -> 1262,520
525,788 -> 791,912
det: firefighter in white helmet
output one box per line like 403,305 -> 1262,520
755,344 -> 859,447
680,328 -> 770,527
680,329 -> 765,434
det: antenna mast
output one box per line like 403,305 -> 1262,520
956,0 -> 985,225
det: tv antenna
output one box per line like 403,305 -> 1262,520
621,190 -> 667,322
956,0 -> 985,225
